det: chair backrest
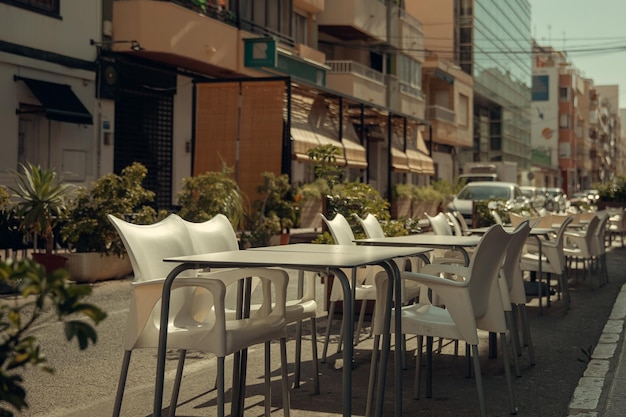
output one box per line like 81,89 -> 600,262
319,213 -> 356,245
178,214 -> 239,253
108,214 -> 195,282
425,212 -> 453,236
445,212 -> 464,236
490,210 -> 503,225
467,224 -> 512,321
453,211 -> 470,235
355,213 -> 385,238
549,215 -> 574,270
593,212 -> 610,255
501,220 -> 532,305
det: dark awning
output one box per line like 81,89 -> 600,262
14,76 -> 93,125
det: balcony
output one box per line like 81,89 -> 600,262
387,76 -> 425,117
427,105 -> 455,124
112,1 -> 240,77
399,9 -> 424,62
425,105 -> 472,148
294,0 -> 324,13
326,60 -> 386,106
317,0 -> 387,43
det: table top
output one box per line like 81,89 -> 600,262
355,234 -> 482,248
163,243 -> 427,269
467,226 -> 554,236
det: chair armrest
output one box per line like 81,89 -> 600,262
421,263 -> 469,279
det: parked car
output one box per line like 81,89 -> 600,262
520,186 -> 546,211
544,187 -> 568,212
447,181 -> 527,225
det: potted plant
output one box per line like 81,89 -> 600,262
59,162 -> 157,282
176,164 -> 244,229
392,183 -> 415,219
242,172 -> 298,248
9,163 -> 73,272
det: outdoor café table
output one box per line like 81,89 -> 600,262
466,226 -> 555,315
355,234 -> 482,266
156,243 -> 429,417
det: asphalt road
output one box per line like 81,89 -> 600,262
9,241 -> 626,417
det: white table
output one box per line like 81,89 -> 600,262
156,244 -> 429,417
356,234 -> 482,266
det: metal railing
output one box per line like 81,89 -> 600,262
326,60 -> 385,84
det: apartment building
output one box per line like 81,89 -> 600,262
16,0 -> 435,208
592,85 -> 621,184
0,0 -> 101,187
410,0 -> 532,182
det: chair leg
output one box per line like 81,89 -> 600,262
504,311 -> 521,377
168,349 -> 187,417
279,337 -> 291,417
499,332 -> 517,415
470,344 -> 487,417
559,273 -> 570,310
519,304 -> 535,366
310,317 -> 320,395
414,335 -> 423,400
321,301 -> 336,363
265,342 -> 271,417
112,350 -> 132,417
217,356 -> 225,417
365,334 -> 381,417
293,320 -> 303,389
355,299 -> 368,346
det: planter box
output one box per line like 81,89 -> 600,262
392,197 -> 412,219
65,252 -> 132,283
299,198 -> 323,229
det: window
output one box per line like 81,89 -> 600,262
560,114 -> 571,129
490,137 -> 502,151
293,12 -> 307,45
559,87 -> 570,101
1,0 -> 59,16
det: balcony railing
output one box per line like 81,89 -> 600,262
426,105 -> 455,124
326,60 -> 385,84
399,81 -> 423,99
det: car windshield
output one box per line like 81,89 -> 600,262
547,189 -> 561,197
457,185 -> 512,200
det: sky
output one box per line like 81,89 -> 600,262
529,0 -> 626,108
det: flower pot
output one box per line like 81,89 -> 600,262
65,252 -> 132,283
31,253 -> 68,273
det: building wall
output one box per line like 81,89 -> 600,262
0,2 -> 100,187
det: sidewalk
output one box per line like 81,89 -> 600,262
569,280 -> 626,417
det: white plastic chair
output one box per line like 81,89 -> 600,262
520,215 -> 574,310
499,220 -> 534,375
319,212 -> 377,361
592,212 -> 610,286
444,211 -> 464,236
354,213 -> 423,301
425,212 -> 468,263
108,214 -> 291,417
367,224 -> 516,417
608,207 -> 626,246
452,210 -> 472,236
178,214 -> 320,393
564,215 -> 601,287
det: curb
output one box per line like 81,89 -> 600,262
568,283 -> 626,416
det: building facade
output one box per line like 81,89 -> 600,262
411,0 -> 532,182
